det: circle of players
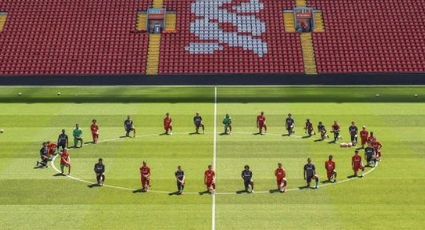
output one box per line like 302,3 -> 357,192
35,112 -> 383,195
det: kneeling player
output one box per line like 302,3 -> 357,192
193,113 -> 205,134
364,143 -> 376,167
352,150 -> 365,177
275,163 -> 287,193
124,115 -> 136,138
175,166 -> 185,194
256,112 -> 267,135
140,161 -> 151,192
317,122 -> 328,140
223,114 -> 232,134
36,142 -> 49,168
163,113 -> 173,135
331,121 -> 341,142
204,165 -> 216,194
359,126 -> 369,149
305,119 -> 315,136
47,141 -> 57,158
285,113 -> 295,136
241,165 -> 254,193
73,124 -> 83,148
372,140 -> 383,160
348,121 -> 358,146
325,155 -> 337,183
304,158 -> 319,189
60,148 -> 71,175
94,158 -> 105,186
90,119 -> 100,144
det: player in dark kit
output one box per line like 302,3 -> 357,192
364,144 -> 376,167
285,113 -> 295,136
241,165 -> 254,193
256,112 -> 267,135
124,115 -> 136,138
304,158 -> 319,189
57,129 -> 69,150
193,113 -> 205,134
94,158 -> 105,186
352,150 -> 365,177
36,142 -> 50,168
349,121 -> 358,145
140,161 -> 151,192
175,166 -> 185,194
325,155 -> 337,182
317,122 -> 328,140
305,119 -> 315,136
275,163 -> 287,193
331,121 -> 341,142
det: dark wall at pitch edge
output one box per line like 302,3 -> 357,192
0,73 -> 425,85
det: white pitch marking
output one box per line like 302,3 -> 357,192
212,87 -> 218,230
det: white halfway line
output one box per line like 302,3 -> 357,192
212,87 -> 218,230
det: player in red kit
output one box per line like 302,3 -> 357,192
359,126 -> 369,149
139,161 -> 151,192
256,112 -> 267,135
60,148 -> 71,175
372,141 -> 383,160
274,163 -> 287,193
204,165 -> 216,194
163,113 -> 173,135
352,150 -> 364,177
325,155 -> 337,183
90,119 -> 99,144
331,121 -> 341,142
367,131 -> 376,146
47,141 -> 57,157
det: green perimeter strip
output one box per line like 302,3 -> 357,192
0,87 -> 424,103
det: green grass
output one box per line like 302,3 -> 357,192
0,87 -> 424,229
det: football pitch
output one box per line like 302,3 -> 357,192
0,86 -> 425,230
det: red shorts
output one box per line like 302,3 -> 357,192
276,178 -> 287,186
141,176 -> 150,185
327,170 -> 335,178
206,180 -> 215,189
353,165 -> 364,171
361,138 -> 367,145
92,133 -> 99,139
258,123 -> 266,128
164,125 -> 172,131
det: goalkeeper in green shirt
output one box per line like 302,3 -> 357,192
222,114 -> 232,135
73,124 -> 83,148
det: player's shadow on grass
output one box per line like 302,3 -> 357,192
159,133 -> 171,136
314,138 -> 324,142
119,135 -> 129,138
88,183 -> 101,188
189,132 -> 201,135
298,185 -> 311,190
132,189 -> 146,193
219,132 -> 230,136
347,175 -> 361,179
302,135 -> 313,139
269,189 -> 280,193
199,190 -> 211,195
236,190 -> 251,194
53,173 -> 66,177
328,140 -> 337,144
168,191 -> 182,196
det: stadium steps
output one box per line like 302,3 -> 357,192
283,12 -> 296,33
164,13 -> 176,32
313,11 -> 325,32
136,13 -> 148,32
0,12 -> 7,32
146,34 -> 161,75
300,33 -> 318,75
296,0 -> 307,7
152,0 -> 164,8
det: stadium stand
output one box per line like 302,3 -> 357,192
0,0 -> 423,76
